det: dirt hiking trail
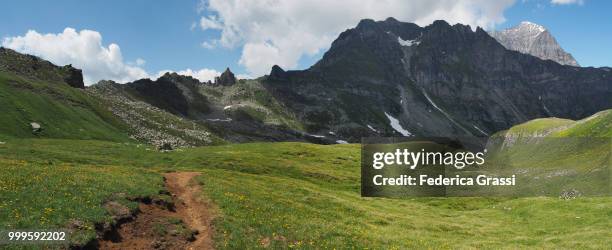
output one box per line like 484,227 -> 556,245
98,172 -> 214,250
165,172 -> 215,250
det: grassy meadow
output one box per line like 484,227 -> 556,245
0,138 -> 610,249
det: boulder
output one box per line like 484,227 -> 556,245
157,141 -> 173,151
30,122 -> 42,133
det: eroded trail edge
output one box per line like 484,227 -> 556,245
98,172 -> 214,250
165,172 -> 215,250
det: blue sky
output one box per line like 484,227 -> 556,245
1,0 -> 610,84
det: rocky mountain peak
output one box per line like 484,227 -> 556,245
269,65 -> 288,80
215,67 -> 237,86
489,21 -> 579,66
518,21 -> 546,33
159,71 -> 202,86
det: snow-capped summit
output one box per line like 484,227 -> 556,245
489,21 -> 579,66
518,21 -> 546,33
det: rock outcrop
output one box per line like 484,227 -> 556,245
268,65 -> 289,81
215,68 -> 237,86
61,64 -> 85,88
0,47 -> 85,88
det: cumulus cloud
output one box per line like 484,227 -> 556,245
2,28 -> 225,85
550,0 -> 584,5
197,0 -> 516,76
157,68 -> 221,82
200,15 -> 224,30
2,28 -> 149,85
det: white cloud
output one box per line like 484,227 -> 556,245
197,0 -> 516,77
2,28 -> 227,85
135,58 -> 146,66
157,68 -> 221,82
200,15 -> 224,30
2,28 -> 149,85
551,0 -> 584,5
201,40 -> 217,49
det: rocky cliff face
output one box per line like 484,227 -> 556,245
263,18 -> 611,141
489,21 -> 579,66
121,72 -> 211,118
61,65 -> 85,88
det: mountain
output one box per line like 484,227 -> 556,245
489,21 -> 579,66
90,71 -> 312,144
2,18 -> 611,146
261,18 -> 611,141
87,80 -> 223,148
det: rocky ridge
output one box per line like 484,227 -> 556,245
87,80 -> 215,149
0,47 -> 85,88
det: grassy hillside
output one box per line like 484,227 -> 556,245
1,137 -> 610,249
502,110 -> 612,137
483,110 -> 611,196
0,71 -> 130,142
552,110 -> 612,137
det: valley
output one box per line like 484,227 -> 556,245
0,17 -> 610,249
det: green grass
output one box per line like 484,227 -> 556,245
485,110 -> 611,196
503,110 -> 612,138
507,117 -> 575,134
554,110 -> 612,137
0,138 -> 610,249
0,156 -> 164,246
0,71 -> 130,141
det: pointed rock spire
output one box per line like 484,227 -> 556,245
215,67 -> 237,86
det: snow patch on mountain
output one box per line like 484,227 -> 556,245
384,112 -> 412,136
307,134 -> 326,138
367,124 -> 379,133
398,37 -> 420,47
422,89 -> 471,134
